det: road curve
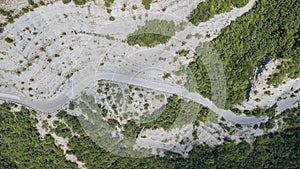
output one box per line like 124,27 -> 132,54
0,72 -> 270,125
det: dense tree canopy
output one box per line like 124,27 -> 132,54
1,102 -> 299,169
189,0 -> 300,108
0,103 -> 77,168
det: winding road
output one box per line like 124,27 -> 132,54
0,72 -> 274,125
2,72 -> 298,125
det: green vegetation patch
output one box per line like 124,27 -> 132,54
127,19 -> 180,47
186,43 -> 226,108
104,0 -> 114,7
52,121 -> 72,138
122,96 -> 209,138
57,111 -> 85,135
62,0 -> 71,4
62,0 -> 87,5
0,103 -> 77,168
176,49 -> 190,56
189,0 -> 300,108
142,0 -> 152,10
267,58 -> 300,87
255,103 -> 300,131
277,105 -> 300,129
4,37 -> 14,43
186,49 -> 211,100
28,0 -> 34,5
73,0 -> 86,5
188,0 -> 249,25
231,104 -> 277,118
0,1 -> 50,26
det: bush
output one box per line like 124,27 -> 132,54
28,0 -> 34,5
73,0 -> 86,5
109,16 -> 115,21
4,37 -> 14,43
62,0 -> 71,4
142,0 -> 152,9
104,0 -> 114,7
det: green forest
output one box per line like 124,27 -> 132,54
186,43 -> 227,108
67,126 -> 300,169
189,0 -> 300,108
188,0 -> 249,25
0,103 -> 77,168
1,102 -> 299,168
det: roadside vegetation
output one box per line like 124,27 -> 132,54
71,95 -> 209,139
186,43 -> 226,108
253,103 -> 300,131
231,104 -> 277,118
186,45 -> 213,100
122,96 -> 209,138
188,0 -> 249,25
267,57 -> 300,87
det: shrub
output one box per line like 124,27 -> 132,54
62,0 -> 71,4
73,0 -> 86,5
4,37 -> 14,43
